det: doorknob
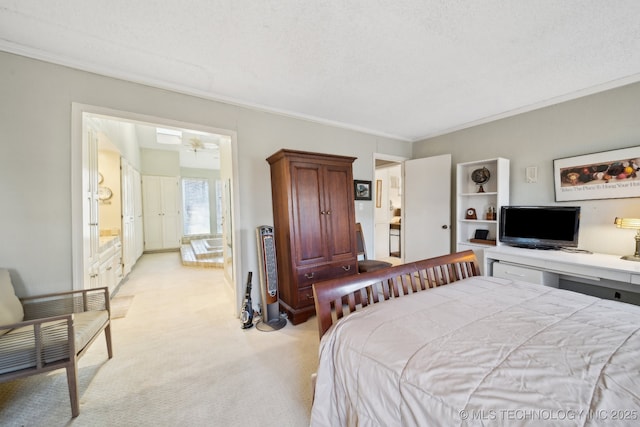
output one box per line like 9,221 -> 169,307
442,225 -> 448,229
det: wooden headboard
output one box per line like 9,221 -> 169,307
312,250 -> 481,338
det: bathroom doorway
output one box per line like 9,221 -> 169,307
71,104 -> 240,305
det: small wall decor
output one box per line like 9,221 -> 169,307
554,146 -> 640,202
375,180 -> 382,207
98,186 -> 112,200
354,180 -> 372,201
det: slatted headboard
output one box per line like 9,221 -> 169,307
312,250 -> 481,338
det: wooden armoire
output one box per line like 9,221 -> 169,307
267,149 -> 358,324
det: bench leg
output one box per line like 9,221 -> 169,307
66,362 -> 80,418
104,323 -> 113,359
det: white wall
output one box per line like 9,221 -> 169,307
413,81 -> 640,256
0,51 -> 410,297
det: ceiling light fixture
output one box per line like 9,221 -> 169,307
186,137 -> 205,153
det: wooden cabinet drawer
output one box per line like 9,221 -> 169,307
325,261 -> 357,278
297,286 -> 315,307
296,261 -> 357,288
297,266 -> 330,288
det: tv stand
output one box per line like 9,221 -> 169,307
484,246 -> 640,303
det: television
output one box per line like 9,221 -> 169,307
499,206 -> 581,250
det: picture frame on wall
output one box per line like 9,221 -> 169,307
354,180 -> 372,201
553,145 -> 640,202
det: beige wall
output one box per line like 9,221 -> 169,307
5,48 -> 635,297
141,148 -> 181,176
413,81 -> 640,255
0,51 -> 410,297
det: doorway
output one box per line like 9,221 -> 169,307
71,104 -> 241,308
373,153 -> 452,264
373,154 -> 407,263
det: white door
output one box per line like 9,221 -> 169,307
160,177 -> 182,248
121,158 -> 136,276
142,176 -> 164,251
142,175 -> 182,251
403,154 -> 451,262
82,128 -> 100,289
133,168 -> 144,258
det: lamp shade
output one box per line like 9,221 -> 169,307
614,217 -> 640,229
614,217 -> 640,261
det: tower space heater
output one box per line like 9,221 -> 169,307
255,226 -> 286,331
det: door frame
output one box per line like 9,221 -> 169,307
372,153 -> 409,261
70,103 -> 242,301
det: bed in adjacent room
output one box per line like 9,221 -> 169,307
310,251 -> 640,426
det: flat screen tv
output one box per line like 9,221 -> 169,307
499,206 -> 581,249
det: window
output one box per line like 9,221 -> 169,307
182,178 -> 210,235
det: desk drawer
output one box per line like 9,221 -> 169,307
493,262 -> 559,287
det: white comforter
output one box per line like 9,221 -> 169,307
310,276 -> 640,426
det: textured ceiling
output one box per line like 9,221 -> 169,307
1,1 -> 639,141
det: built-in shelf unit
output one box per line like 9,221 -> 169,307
456,158 -> 509,270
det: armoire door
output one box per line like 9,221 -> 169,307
290,161 -> 328,265
322,164 -> 356,262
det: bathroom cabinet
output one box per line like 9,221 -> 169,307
97,236 -> 123,294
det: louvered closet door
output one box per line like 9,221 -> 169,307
142,175 -> 182,251
160,177 -> 181,249
142,176 -> 164,251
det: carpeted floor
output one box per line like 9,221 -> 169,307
109,295 -> 134,319
0,253 -> 319,426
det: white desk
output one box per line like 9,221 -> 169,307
484,246 -> 640,296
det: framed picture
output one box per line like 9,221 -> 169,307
354,180 -> 372,201
553,146 -> 640,202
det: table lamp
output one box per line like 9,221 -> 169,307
614,217 -> 640,261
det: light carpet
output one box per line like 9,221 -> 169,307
0,252 -> 319,426
109,295 -> 134,319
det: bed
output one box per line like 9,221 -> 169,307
310,250 -> 640,426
